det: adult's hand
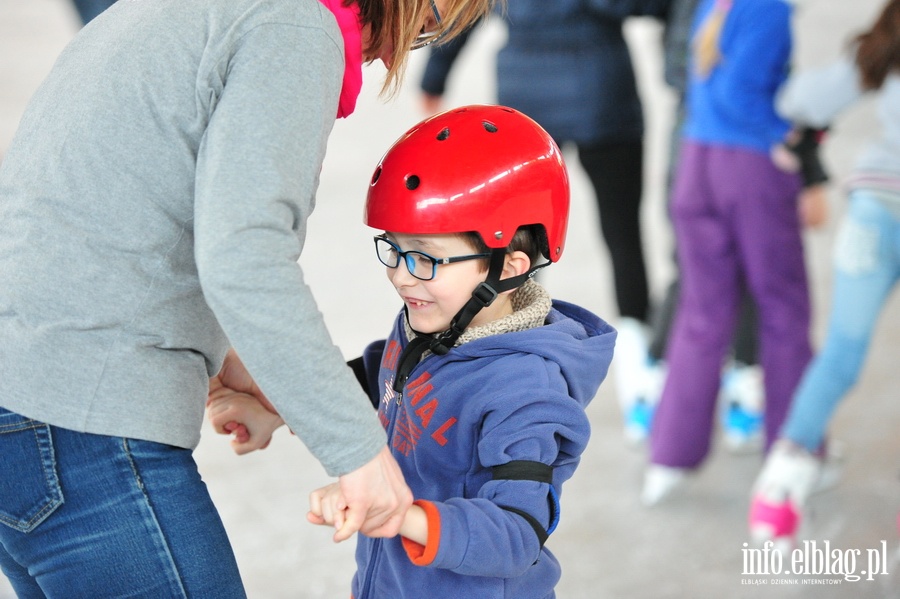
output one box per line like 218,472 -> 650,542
210,348 -> 278,413
335,446 -> 413,542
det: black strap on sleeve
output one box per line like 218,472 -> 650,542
493,461 -> 556,549
497,505 -> 550,549
492,461 -> 554,484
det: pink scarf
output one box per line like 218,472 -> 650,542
318,0 -> 364,118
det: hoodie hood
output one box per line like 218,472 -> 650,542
448,298 -> 616,409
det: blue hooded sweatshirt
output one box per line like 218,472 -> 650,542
352,285 -> 616,599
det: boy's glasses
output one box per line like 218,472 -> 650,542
374,236 -> 490,281
411,0 -> 446,50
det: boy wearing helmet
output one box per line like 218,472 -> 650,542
209,105 -> 616,598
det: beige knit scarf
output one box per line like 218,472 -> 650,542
402,279 -> 552,355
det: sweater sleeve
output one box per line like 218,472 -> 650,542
776,56 -> 863,128
402,356 -> 590,576
193,22 -> 386,476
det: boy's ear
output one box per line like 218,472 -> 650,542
501,250 -> 531,280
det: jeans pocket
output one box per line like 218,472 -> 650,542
0,409 -> 64,532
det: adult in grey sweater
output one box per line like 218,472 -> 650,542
0,0 -> 490,594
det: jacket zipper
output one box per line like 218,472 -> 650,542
359,365 -> 409,598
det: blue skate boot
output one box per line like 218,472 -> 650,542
720,362 -> 764,453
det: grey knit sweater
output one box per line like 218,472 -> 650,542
0,0 -> 385,476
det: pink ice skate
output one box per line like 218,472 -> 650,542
748,441 -> 820,546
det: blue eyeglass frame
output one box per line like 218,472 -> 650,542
374,236 -> 490,281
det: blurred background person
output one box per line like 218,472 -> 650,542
643,0 -> 826,506
749,0 -> 900,547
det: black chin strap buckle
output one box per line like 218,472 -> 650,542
429,282 -> 499,356
471,282 -> 498,307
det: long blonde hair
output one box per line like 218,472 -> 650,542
356,0 -> 497,96
692,0 -> 732,79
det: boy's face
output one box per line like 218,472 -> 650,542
383,232 -> 514,334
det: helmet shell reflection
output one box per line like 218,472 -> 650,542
364,105 -> 570,262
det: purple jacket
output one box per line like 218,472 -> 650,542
352,300 -> 616,598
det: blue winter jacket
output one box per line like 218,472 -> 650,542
351,300 -> 616,598
421,0 -> 671,145
683,0 -> 793,153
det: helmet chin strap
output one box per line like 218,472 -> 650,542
392,248 -> 546,393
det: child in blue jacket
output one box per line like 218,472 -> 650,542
642,0 -> 819,504
208,105 -> 616,598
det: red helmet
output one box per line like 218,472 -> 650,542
364,105 -> 570,262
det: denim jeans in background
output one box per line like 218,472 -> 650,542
781,191 -> 900,451
0,408 -> 246,598
71,0 -> 117,24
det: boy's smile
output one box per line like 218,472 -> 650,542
385,232 -> 514,334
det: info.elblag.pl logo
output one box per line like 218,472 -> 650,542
741,540 -> 891,586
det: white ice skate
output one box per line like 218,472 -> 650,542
720,362 -> 764,454
614,318 -> 660,446
641,464 -> 688,506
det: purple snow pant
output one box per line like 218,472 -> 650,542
650,142 -> 812,469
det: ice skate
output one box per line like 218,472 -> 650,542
720,362 -> 764,453
641,464 -> 688,506
748,441 -> 821,546
624,397 -> 655,445
613,318 -> 657,445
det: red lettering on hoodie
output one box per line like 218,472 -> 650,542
382,339 -> 401,371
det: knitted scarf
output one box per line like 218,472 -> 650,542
403,279 -> 553,354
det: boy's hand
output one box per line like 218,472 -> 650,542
337,446 -> 412,542
207,389 -> 284,455
308,483 -> 353,542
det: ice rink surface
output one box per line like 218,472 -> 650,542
2,0 -> 899,597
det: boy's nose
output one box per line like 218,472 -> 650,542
388,263 -> 418,287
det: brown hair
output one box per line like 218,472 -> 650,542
462,226 -> 543,272
356,0 -> 497,96
854,0 -> 900,90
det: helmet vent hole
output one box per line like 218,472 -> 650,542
405,175 -> 420,190
436,128 -> 450,141
371,166 -> 382,185
482,121 -> 498,133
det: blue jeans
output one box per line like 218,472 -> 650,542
781,191 -> 900,451
0,408 -> 246,598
